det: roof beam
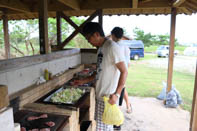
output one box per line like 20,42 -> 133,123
185,1 -> 197,11
56,10 -> 100,49
58,0 -> 80,10
81,0 -> 169,9
0,0 -> 30,13
60,12 -> 81,31
190,0 -> 197,5
81,0 -> 131,9
181,7 -> 192,15
138,0 -> 170,8
132,0 -> 138,8
173,0 -> 186,7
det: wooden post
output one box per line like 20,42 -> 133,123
167,8 -> 176,92
190,63 -> 197,131
2,15 -> 10,59
98,9 -> 103,28
38,0 -> 50,54
56,12 -> 62,46
0,85 -> 9,109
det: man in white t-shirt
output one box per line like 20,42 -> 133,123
73,22 -> 128,131
111,27 -> 132,114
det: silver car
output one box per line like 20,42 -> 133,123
156,45 -> 179,57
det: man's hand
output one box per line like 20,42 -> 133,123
108,94 -> 118,105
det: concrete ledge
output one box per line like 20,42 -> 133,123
0,49 -> 80,73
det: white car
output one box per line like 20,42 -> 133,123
184,45 -> 197,56
156,45 -> 179,57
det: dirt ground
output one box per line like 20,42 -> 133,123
120,97 -> 190,131
143,55 -> 196,75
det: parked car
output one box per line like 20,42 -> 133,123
121,40 -> 144,60
156,45 -> 179,57
184,44 -> 197,56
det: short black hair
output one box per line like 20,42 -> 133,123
111,27 -> 123,39
82,22 -> 105,37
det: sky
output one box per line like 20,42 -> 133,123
99,14 -> 197,45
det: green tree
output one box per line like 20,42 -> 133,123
1,16 -> 90,58
133,27 -> 179,47
155,34 -> 170,45
9,20 -> 39,56
47,17 -> 90,48
122,27 -> 128,36
133,27 -> 155,47
154,34 -> 179,46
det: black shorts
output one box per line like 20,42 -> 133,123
119,87 -> 125,106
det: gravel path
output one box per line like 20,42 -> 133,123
120,97 -> 190,131
119,55 -> 193,131
142,55 -> 196,75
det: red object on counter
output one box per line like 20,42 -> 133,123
45,121 -> 55,127
21,127 -> 26,131
29,129 -> 39,131
27,114 -> 48,121
40,128 -> 51,131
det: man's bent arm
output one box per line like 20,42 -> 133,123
109,61 -> 128,104
115,61 -> 128,95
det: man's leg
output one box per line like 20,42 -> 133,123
113,88 -> 125,131
113,125 -> 121,131
95,99 -> 113,131
124,89 -> 132,113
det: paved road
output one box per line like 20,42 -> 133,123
143,55 -> 196,75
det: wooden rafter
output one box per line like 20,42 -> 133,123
185,1 -> 197,11
80,0 -> 168,9
181,7 -> 192,15
32,1 -> 72,12
189,0 -> 197,5
56,10 -> 101,49
67,0 -> 159,9
58,0 -> 80,10
60,12 -> 81,32
139,0 -> 152,4
81,0 -> 131,9
0,0 -> 30,13
173,0 -> 186,7
56,12 -> 62,46
133,0 -> 138,8
98,9 -> 103,28
138,0 -> 170,8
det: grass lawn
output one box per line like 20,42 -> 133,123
175,46 -> 187,55
144,45 -> 158,53
144,45 -> 187,55
126,55 -> 195,112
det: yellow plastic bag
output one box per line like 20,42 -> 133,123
102,96 -> 124,126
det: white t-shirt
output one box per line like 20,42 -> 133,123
95,39 -> 125,100
118,40 -> 131,69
